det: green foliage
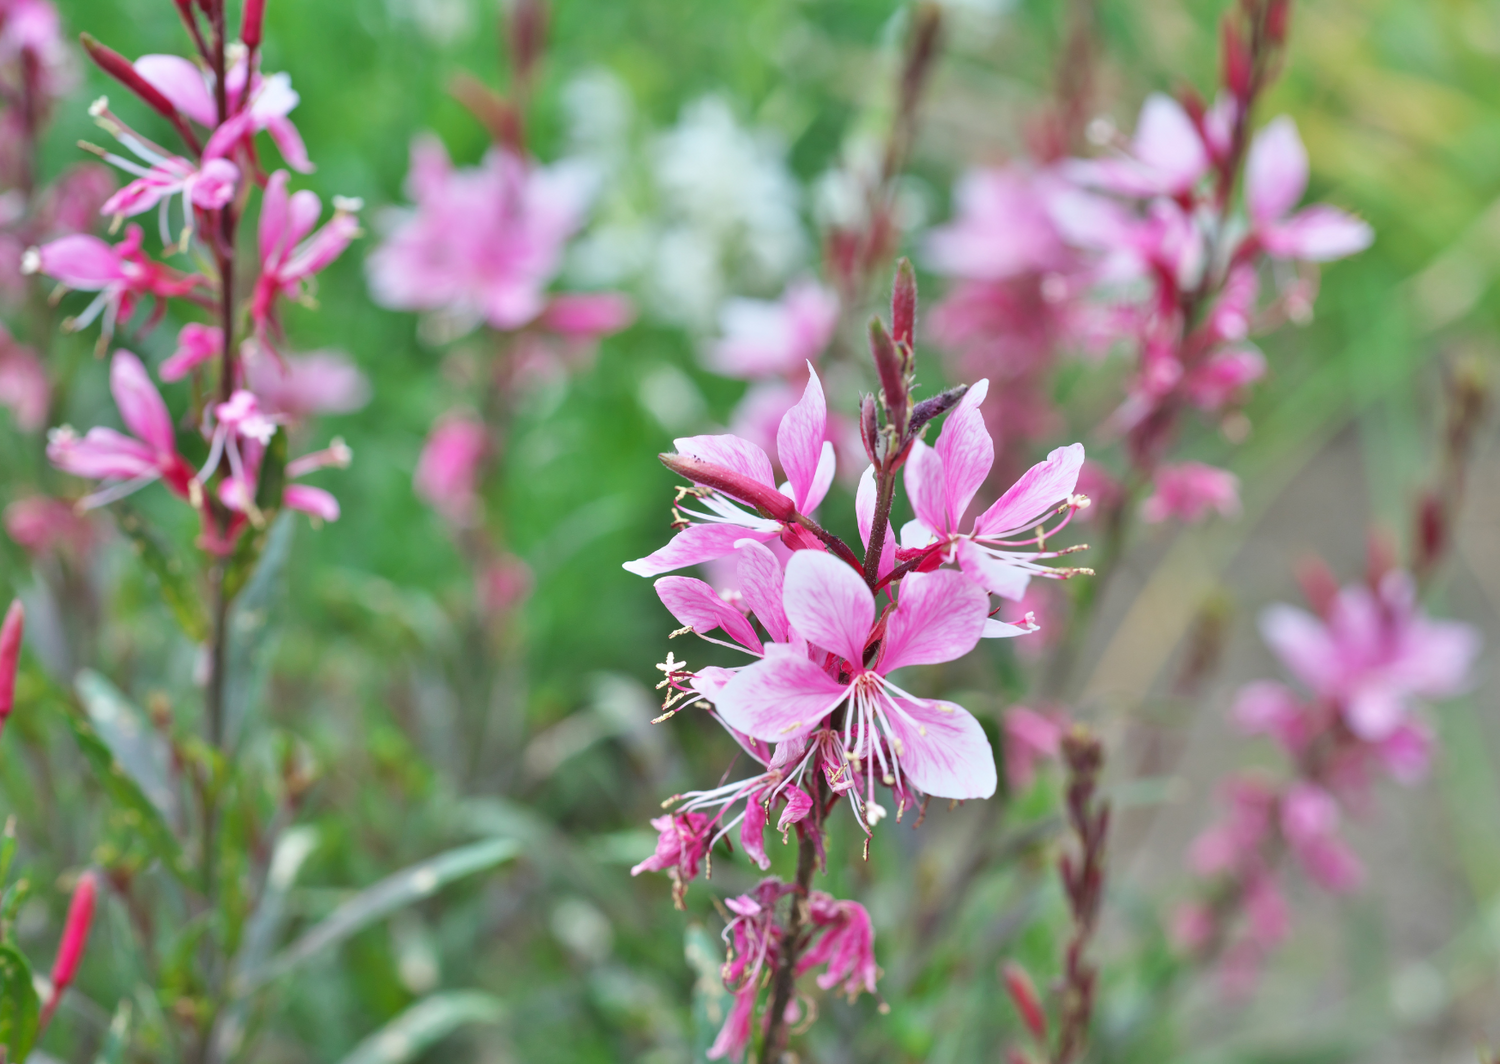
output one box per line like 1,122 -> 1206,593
0,945 -> 39,1062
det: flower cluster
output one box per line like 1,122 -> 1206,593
1177,562 -> 1479,992
627,262 -> 1091,1052
23,9 -> 363,553
925,0 -> 1372,523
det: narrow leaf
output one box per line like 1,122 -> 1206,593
75,671 -> 177,823
224,512 -> 295,745
334,992 -> 504,1064
115,506 -> 208,642
93,999 -> 132,1064
0,944 -> 40,1062
238,837 -> 519,994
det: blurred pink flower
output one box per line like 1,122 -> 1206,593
1140,462 -> 1240,524
1258,570 -> 1479,741
158,322 -> 221,381
414,412 -> 488,524
252,170 -> 361,350
1002,705 -> 1066,793
1184,345 -> 1265,410
244,347 -> 370,418
800,893 -> 878,1000
0,598 -> 21,732
479,553 -> 533,616
1187,775 -> 1276,879
706,279 -> 839,379
4,496 -> 93,557
0,331 -> 48,430
1279,782 -> 1364,893
1067,94 -> 1211,199
1245,117 -> 1372,262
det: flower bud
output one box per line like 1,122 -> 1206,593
0,599 -> 21,734
79,35 -> 181,123
859,394 -> 878,464
908,384 -> 969,439
658,453 -> 796,523
1002,962 -> 1048,1042
1220,19 -> 1251,101
241,0 -> 265,49
868,317 -> 909,441
508,0 -> 548,89
1266,0 -> 1291,44
891,257 -> 917,348
40,871 -> 98,1031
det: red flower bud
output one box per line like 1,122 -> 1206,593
1002,961 -> 1048,1042
241,0 -> 265,49
1220,19 -> 1251,101
79,34 -> 180,123
891,257 -> 917,348
860,394 -> 878,464
658,453 -> 796,523
1266,0 -> 1291,44
868,317 -> 909,441
40,871 -> 98,1031
507,0 -> 548,89
0,600 -> 20,731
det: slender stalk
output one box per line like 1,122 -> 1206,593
761,776 -> 823,1062
862,468 -> 897,589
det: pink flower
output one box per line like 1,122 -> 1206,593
1279,782 -> 1364,894
709,879 -> 791,1061
1183,345 -> 1265,410
706,279 -> 839,379
1258,570 -> 1479,741
23,226 -> 204,346
900,381 -> 1089,606
0,598 -> 21,734
1067,94 -> 1211,199
713,549 -> 998,813
367,136 -> 602,334
479,553 -> 533,616
1140,462 -> 1240,524
4,496 -> 94,557
0,331 -> 48,431
1187,776 -> 1276,879
1002,706 -> 1066,793
631,812 -> 714,909
414,413 -> 488,524
1245,117 -> 1372,262
1231,680 -> 1313,757
244,347 -> 370,419
623,369 -> 836,577
800,893 -> 879,1000
252,170 -> 361,350
46,349 -> 196,508
537,292 -> 635,339
158,322 -> 220,381
924,166 -> 1073,281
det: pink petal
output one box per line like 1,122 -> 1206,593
259,170 -> 291,265
735,540 -> 789,643
983,616 -> 1038,639
671,434 -> 775,490
903,441 -> 951,537
622,523 -> 775,578
880,569 -> 988,673
1395,617 -> 1480,698
159,323 -> 222,382
740,796 -> 770,870
1245,116 -> 1307,227
655,575 -> 762,653
35,235 -> 124,289
1258,604 -> 1340,696
973,442 -> 1085,537
776,367 -> 829,513
954,538 -> 1032,601
1344,685 -> 1406,742
539,292 -> 635,337
885,697 -> 997,800
1378,721 -> 1432,785
714,649 -> 849,741
802,441 -> 836,513
111,350 -> 175,456
1131,93 -> 1210,194
782,550 -> 873,666
284,484 -> 340,521
133,54 -> 216,126
1261,206 -> 1373,262
286,189 -> 324,252
778,785 -> 814,831
265,115 -> 314,174
934,378 -> 993,528
48,426 -> 158,480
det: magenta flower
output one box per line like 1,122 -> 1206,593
252,170 -> 362,351
1279,782 -> 1363,894
1245,117 -> 1372,262
706,279 -> 839,379
1140,462 -> 1240,524
1182,345 -> 1265,411
709,879 -> 790,1062
631,812 -> 714,910
1258,570 -> 1479,741
1066,94 -> 1210,199
924,166 -> 1073,281
1002,706 -> 1066,794
1187,775 -> 1276,880
4,496 -> 94,558
414,412 -> 489,525
799,894 -> 879,1000
622,368 -> 836,577
0,330 -> 48,431
40,870 -> 97,1031
244,347 -> 370,419
158,322 -> 221,381
714,549 -> 997,815
23,226 -> 204,346
47,349 -> 196,508
900,380 -> 1089,606
368,136 -> 609,335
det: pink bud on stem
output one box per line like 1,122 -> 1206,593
891,256 -> 917,347
657,454 -> 797,523
241,0 -> 265,49
0,599 -> 22,739
79,34 -> 202,154
39,871 -> 98,1032
1002,961 -> 1048,1043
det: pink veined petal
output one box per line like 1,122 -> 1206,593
1132,93 -> 1209,194
855,465 -> 896,579
1258,604 -> 1340,696
973,442 -> 1085,537
655,575 -> 762,654
803,441 -> 836,513
47,427 -> 158,480
189,159 -> 239,210
284,484 -> 340,521
282,213 -> 360,280
740,797 -> 770,870
776,366 -> 828,513
781,550 -> 873,667
880,568 -> 988,673
714,650 -> 850,741
1261,205 -> 1374,262
539,292 -> 635,337
111,350 -> 176,456
903,441 -> 951,537
622,523 -> 776,578
735,539 -> 790,643
884,697 -> 997,800
1245,116 -> 1308,227
35,235 -> 124,288
954,537 -> 1032,601
133,54 -> 216,126
690,665 -> 738,701
671,434 -> 776,489
265,116 -> 314,174
259,170 -> 291,267
983,617 -> 1037,639
934,378 -> 994,528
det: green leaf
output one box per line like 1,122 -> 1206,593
236,837 -> 520,994
74,671 -> 177,822
65,712 -> 191,882
92,999 -> 132,1064
114,506 -> 208,642
334,992 -> 504,1064
0,944 -> 40,1062
338,993 -> 503,1064
223,512 -> 295,745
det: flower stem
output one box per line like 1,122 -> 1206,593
761,777 -> 823,1061
862,467 -> 897,590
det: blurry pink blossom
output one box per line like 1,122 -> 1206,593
414,412 -> 488,524
158,322 -> 220,381
1067,94 -> 1211,199
1279,782 -> 1364,893
252,170 -> 362,350
1245,117 -> 1372,262
0,598 -> 21,733
244,347 -> 370,418
480,553 -> 533,616
706,279 -> 839,379
1187,775 -> 1276,879
631,812 -> 714,910
4,496 -> 93,557
0,332 -> 48,430
1140,462 -> 1240,524
800,893 -> 879,1000
1002,706 -> 1066,793
1184,346 -> 1265,410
